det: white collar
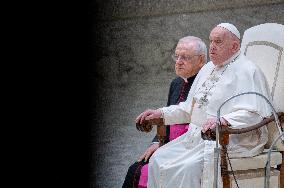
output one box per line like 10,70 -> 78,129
181,77 -> 188,83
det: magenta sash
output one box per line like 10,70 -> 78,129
138,164 -> 148,188
138,123 -> 189,187
169,123 -> 189,141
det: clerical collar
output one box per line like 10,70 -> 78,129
218,50 -> 241,67
181,74 -> 197,83
181,77 -> 188,83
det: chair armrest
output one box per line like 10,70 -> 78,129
136,118 -> 164,132
225,112 -> 284,135
202,112 -> 284,141
136,118 -> 167,145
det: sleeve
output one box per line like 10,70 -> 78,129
160,72 -> 202,125
151,79 -> 176,143
166,79 -> 176,106
161,99 -> 193,125
220,64 -> 272,128
222,110 -> 264,128
151,136 -> 159,143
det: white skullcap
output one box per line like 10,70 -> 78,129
217,23 -> 240,39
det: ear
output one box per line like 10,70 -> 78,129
231,41 -> 240,53
198,55 -> 205,68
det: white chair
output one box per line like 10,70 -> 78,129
218,23 -> 284,188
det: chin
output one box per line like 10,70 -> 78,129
212,61 -> 223,66
209,55 -> 217,61
176,70 -> 182,75
176,71 -> 184,76
210,57 -> 220,64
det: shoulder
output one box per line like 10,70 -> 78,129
195,61 -> 215,78
232,55 -> 260,75
229,55 -> 268,87
200,61 -> 215,73
170,77 -> 183,86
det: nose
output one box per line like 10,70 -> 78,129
209,45 -> 216,53
176,57 -> 183,64
210,42 -> 216,50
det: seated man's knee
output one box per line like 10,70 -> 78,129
123,161 -> 146,188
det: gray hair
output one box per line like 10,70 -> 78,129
178,36 -> 208,63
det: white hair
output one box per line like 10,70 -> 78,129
178,36 -> 208,63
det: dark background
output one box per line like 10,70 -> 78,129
22,1 -> 283,188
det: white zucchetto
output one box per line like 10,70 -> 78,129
217,23 -> 240,39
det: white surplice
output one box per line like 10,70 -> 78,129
148,51 -> 272,188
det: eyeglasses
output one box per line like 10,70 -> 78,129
171,54 -> 200,62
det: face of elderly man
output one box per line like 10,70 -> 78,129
174,41 -> 204,78
209,26 -> 240,66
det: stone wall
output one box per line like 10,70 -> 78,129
89,1 -> 284,187
91,0 -> 284,87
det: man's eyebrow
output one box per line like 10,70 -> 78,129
209,37 -> 222,41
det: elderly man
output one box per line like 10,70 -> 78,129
122,36 -> 207,188
136,23 -> 272,188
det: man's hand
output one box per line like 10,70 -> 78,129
137,143 -> 159,162
136,109 -> 162,124
202,117 -> 228,133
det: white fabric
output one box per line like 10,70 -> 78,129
217,23 -> 241,39
240,23 -> 284,150
148,52 -> 272,188
240,23 -> 284,112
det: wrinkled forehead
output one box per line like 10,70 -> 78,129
176,41 -> 196,51
209,26 -> 230,40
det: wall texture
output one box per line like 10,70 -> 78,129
89,1 -> 284,187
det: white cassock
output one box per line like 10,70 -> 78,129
147,51 -> 272,188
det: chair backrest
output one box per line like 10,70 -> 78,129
240,23 -> 284,150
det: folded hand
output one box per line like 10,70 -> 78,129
202,117 -> 228,133
135,109 -> 162,124
137,143 -> 159,162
